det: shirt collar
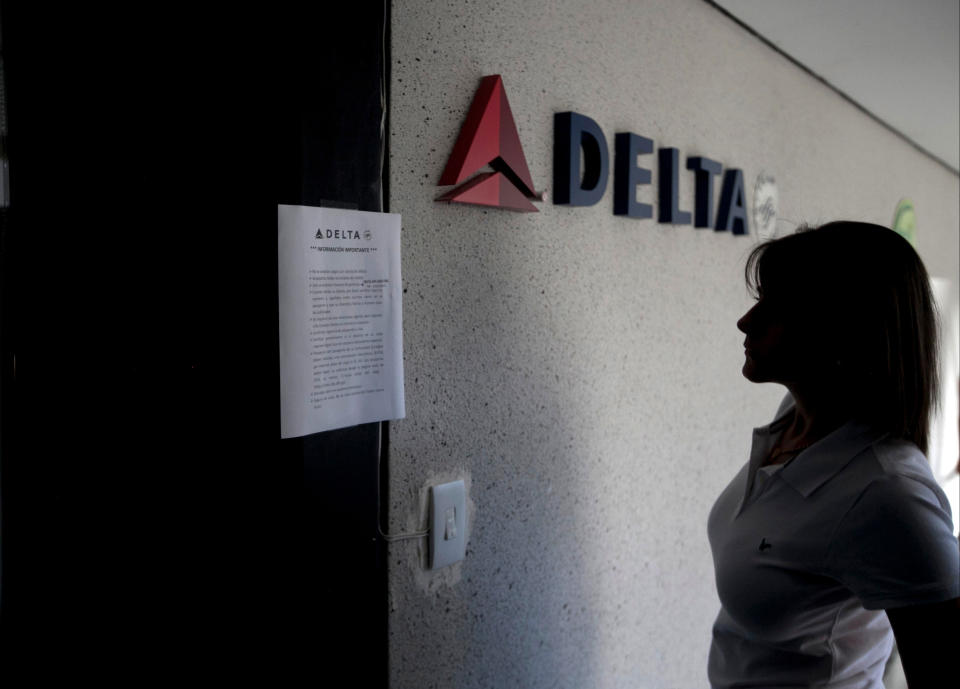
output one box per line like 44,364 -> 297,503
757,398 -> 887,498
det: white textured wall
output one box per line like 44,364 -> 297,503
387,1 -> 960,687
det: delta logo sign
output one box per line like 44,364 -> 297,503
437,74 -> 751,235
436,75 -> 542,212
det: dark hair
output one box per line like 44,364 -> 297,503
744,221 -> 940,454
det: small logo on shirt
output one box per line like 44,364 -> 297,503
758,538 -> 772,552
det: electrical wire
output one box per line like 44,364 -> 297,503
374,0 -> 426,544
378,0 -> 387,214
376,422 -> 428,542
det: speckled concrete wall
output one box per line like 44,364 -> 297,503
386,1 -> 960,687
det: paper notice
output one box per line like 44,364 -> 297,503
278,205 -> 405,438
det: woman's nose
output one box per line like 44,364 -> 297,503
737,305 -> 756,334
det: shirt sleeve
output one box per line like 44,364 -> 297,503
824,474 -> 960,610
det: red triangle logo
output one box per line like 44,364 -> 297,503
437,75 -> 539,212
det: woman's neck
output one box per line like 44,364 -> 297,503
783,384 -> 850,447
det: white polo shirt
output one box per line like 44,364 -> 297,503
707,398 -> 960,689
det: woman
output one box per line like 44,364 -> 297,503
708,222 -> 959,688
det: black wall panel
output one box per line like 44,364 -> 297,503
276,2 -> 390,684
0,1 -> 389,683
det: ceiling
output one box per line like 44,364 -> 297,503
714,0 -> 960,172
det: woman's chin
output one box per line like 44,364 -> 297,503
741,359 -> 766,383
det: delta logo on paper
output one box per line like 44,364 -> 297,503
436,75 -> 541,212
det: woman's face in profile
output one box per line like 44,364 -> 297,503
737,290 -> 818,385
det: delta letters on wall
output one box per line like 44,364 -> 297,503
436,74 -> 752,236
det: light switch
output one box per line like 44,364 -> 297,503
429,480 -> 466,569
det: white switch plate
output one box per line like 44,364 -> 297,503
429,480 -> 466,569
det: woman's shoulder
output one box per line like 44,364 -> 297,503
831,437 -> 955,553
870,437 -> 933,480
861,438 -> 951,512
827,437 -> 959,610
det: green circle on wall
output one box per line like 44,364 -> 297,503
892,199 -> 916,246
